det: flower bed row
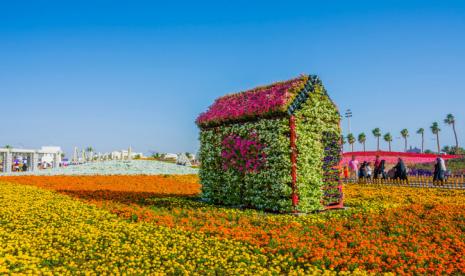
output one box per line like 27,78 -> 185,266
0,175 -> 200,193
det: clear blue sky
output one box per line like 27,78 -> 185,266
1,0 -> 464,156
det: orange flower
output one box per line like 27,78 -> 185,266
1,175 -> 200,194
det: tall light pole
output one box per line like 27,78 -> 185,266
345,109 -> 352,135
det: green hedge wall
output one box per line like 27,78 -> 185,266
199,118 -> 293,212
294,83 -> 341,211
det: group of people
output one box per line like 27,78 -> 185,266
12,160 -> 28,172
6,160 -> 54,172
345,156 -> 408,181
344,155 -> 449,182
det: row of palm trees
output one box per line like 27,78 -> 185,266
345,114 -> 459,154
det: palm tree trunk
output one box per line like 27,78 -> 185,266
453,122 -> 459,153
404,138 -> 407,152
363,142 -> 366,152
436,133 -> 441,153
421,134 -> 424,153
389,142 -> 391,152
377,138 -> 380,151
351,144 -> 354,152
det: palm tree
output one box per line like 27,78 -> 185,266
416,128 -> 425,153
431,122 -> 441,153
358,133 -> 367,152
86,147 -> 94,161
347,133 -> 356,152
372,128 -> 382,151
444,114 -> 459,153
3,145 -> 12,149
400,129 -> 409,152
384,133 -> 393,152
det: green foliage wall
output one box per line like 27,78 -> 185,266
199,118 -> 293,212
294,83 -> 342,211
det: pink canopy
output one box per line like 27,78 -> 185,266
342,151 -> 462,165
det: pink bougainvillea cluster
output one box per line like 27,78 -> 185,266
197,76 -> 307,127
221,133 -> 267,174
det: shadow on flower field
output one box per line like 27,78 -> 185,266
56,189 -> 201,206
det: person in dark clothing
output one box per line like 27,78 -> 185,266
373,159 -> 382,179
393,158 -> 408,180
433,158 -> 440,182
433,157 -> 446,183
359,161 -> 368,179
374,155 -> 381,172
376,160 -> 387,179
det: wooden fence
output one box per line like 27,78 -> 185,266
345,175 -> 465,189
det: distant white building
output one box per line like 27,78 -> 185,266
108,149 -> 144,160
110,151 -> 124,160
0,146 -> 63,173
40,146 -> 63,164
164,153 -> 178,160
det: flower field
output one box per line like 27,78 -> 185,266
0,182 -> 325,275
2,175 -> 465,274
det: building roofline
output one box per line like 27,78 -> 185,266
0,148 -> 62,154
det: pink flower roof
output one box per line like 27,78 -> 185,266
197,75 -> 310,127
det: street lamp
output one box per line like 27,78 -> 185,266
344,109 -> 353,134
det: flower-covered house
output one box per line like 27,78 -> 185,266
196,74 -> 342,213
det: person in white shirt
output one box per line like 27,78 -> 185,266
366,162 -> 373,179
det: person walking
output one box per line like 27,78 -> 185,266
433,157 -> 446,183
366,162 -> 373,179
359,161 -> 368,179
378,160 -> 387,179
393,158 -> 408,181
343,166 -> 349,182
348,156 -> 359,182
374,155 -> 381,171
373,161 -> 380,179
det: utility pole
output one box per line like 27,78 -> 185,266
345,109 -> 353,135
